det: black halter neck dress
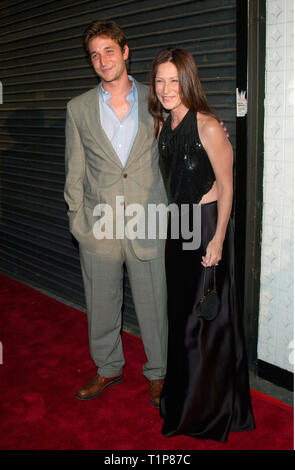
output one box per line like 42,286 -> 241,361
158,110 -> 255,442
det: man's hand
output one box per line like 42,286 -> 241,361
220,121 -> 229,138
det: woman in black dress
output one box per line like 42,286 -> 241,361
148,48 -> 255,442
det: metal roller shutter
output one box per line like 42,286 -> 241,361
0,0 -> 236,335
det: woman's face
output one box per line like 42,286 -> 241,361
155,61 -> 184,111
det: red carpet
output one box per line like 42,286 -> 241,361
0,273 -> 293,451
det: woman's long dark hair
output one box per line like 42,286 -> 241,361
148,48 -> 217,136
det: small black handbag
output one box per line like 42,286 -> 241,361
195,265 -> 220,321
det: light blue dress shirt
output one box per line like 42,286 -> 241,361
99,76 -> 138,168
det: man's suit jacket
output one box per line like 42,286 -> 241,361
64,79 -> 167,260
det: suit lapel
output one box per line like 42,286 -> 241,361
83,86 -> 123,168
83,80 -> 152,169
125,80 -> 153,169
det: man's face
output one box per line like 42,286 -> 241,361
88,34 -> 129,84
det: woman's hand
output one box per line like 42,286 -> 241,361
201,238 -> 223,267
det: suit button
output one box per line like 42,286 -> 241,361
123,173 -> 128,178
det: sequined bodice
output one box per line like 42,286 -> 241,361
158,109 -> 215,205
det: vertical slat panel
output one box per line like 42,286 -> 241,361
0,0 -> 236,335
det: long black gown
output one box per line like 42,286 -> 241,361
158,109 -> 255,442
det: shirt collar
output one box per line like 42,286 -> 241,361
99,75 -> 137,104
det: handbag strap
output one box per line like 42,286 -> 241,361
202,265 -> 217,295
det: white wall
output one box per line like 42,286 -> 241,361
258,0 -> 294,373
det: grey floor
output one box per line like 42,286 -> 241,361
249,370 -> 293,407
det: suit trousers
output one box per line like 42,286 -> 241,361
79,238 -> 168,381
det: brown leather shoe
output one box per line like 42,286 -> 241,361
76,374 -> 123,400
149,379 -> 164,408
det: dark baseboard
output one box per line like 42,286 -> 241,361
258,360 -> 294,392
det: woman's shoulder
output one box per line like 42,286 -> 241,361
197,111 -> 219,127
197,112 -> 223,139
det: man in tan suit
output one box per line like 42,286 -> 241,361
64,20 -> 167,407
